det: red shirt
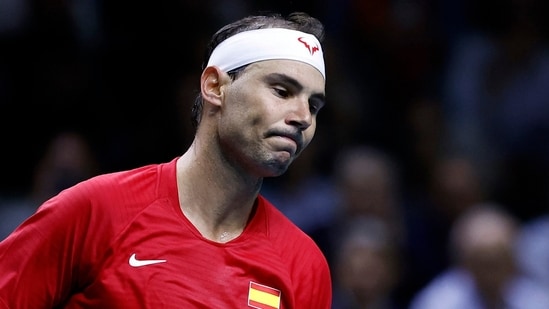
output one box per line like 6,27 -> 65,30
0,158 -> 332,309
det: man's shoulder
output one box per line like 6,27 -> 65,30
260,195 -> 305,235
50,160 -> 176,216
90,162 -> 164,184
409,268 -> 474,309
80,160 -> 175,194
260,195 -> 327,260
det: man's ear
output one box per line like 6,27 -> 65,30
201,66 -> 229,107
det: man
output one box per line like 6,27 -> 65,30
0,11 -> 331,308
409,203 -> 549,309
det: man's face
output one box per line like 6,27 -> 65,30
217,59 -> 325,177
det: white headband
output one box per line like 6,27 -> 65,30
207,28 -> 325,79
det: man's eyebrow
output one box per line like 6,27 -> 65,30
263,73 -> 303,91
263,73 -> 326,102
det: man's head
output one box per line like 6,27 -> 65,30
192,12 -> 325,129
334,217 -> 400,307
449,203 -> 519,304
193,12 -> 326,177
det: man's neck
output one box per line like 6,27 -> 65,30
175,145 -> 261,243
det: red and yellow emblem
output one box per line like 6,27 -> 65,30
248,281 -> 281,309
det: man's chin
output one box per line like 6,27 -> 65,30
262,161 -> 291,177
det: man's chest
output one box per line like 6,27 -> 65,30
66,224 -> 293,308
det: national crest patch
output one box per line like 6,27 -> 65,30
248,281 -> 281,309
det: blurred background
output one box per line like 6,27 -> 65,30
1,0 -> 549,308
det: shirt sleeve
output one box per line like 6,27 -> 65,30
292,240 -> 332,308
305,253 -> 332,308
0,185 -> 97,308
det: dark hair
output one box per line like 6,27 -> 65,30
190,12 -> 325,130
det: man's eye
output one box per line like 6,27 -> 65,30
310,103 -> 321,114
273,87 -> 289,97
309,99 -> 324,114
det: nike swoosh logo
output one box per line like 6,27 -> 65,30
129,253 -> 167,267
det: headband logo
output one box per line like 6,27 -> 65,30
297,37 -> 319,56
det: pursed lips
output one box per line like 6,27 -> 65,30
267,130 -> 303,153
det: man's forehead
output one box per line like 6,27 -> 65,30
246,60 -> 325,87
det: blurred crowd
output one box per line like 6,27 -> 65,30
1,0 -> 549,308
